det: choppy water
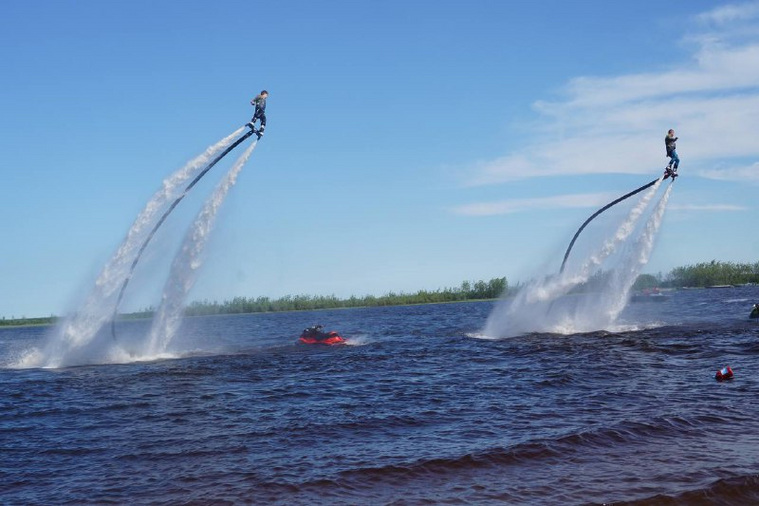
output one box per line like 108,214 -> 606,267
2,286 -> 759,504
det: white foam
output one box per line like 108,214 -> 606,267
343,334 -> 371,346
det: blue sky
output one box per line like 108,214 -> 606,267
1,0 -> 757,318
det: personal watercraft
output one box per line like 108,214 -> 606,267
299,326 -> 346,345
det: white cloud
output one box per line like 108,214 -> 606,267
669,203 -> 749,212
545,43 -> 759,111
465,3 -> 759,186
453,192 -> 615,217
696,161 -> 759,181
697,1 -> 759,25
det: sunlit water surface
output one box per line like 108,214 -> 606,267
2,286 -> 759,504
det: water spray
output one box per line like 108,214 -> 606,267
146,142 -> 257,355
484,176 -> 675,338
560,177 -> 662,273
18,125 -> 260,368
111,127 -> 257,339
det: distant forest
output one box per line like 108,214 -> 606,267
3,261 -> 758,326
184,278 -> 509,316
632,261 -> 759,290
0,316 -> 59,327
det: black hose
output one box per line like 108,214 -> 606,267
559,177 -> 660,273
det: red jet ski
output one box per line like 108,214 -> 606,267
299,325 -> 346,345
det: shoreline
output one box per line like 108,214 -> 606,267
4,281 -> 757,329
0,298 -> 502,329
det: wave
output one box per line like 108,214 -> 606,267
617,474 -> 759,505
257,413 -> 729,490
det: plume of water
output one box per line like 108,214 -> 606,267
19,128 -> 245,368
596,183 -> 673,322
144,142 -> 257,357
483,179 -> 670,338
523,178 -> 663,306
538,184 -> 673,335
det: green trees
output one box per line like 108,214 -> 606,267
627,261 -> 759,290
179,264 -> 758,318
664,261 -> 759,288
183,277 -> 509,316
0,316 -> 57,327
8,261 -> 759,327
632,273 -> 661,291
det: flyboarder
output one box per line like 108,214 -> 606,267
664,129 -> 679,179
248,90 -> 268,140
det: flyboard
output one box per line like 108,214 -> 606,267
110,125 -> 259,339
663,166 -> 678,180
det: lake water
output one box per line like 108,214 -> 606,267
2,286 -> 759,504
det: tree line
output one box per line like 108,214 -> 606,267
1,278 -> 508,326
633,260 -> 759,290
0,316 -> 58,327
4,261 -> 758,326
184,277 -> 509,316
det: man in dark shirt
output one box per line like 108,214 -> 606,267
665,129 -> 679,172
248,90 -> 268,139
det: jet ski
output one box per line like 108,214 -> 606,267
299,325 -> 346,345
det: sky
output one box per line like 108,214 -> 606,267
1,0 -> 757,318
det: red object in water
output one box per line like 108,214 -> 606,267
299,329 -> 345,345
715,366 -> 734,381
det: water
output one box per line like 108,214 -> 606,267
485,182 -> 672,338
3,286 -> 759,504
147,141 -> 257,357
21,127 -> 250,369
16,126 -> 256,367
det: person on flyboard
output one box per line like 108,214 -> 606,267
664,129 -> 679,179
248,90 -> 268,140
